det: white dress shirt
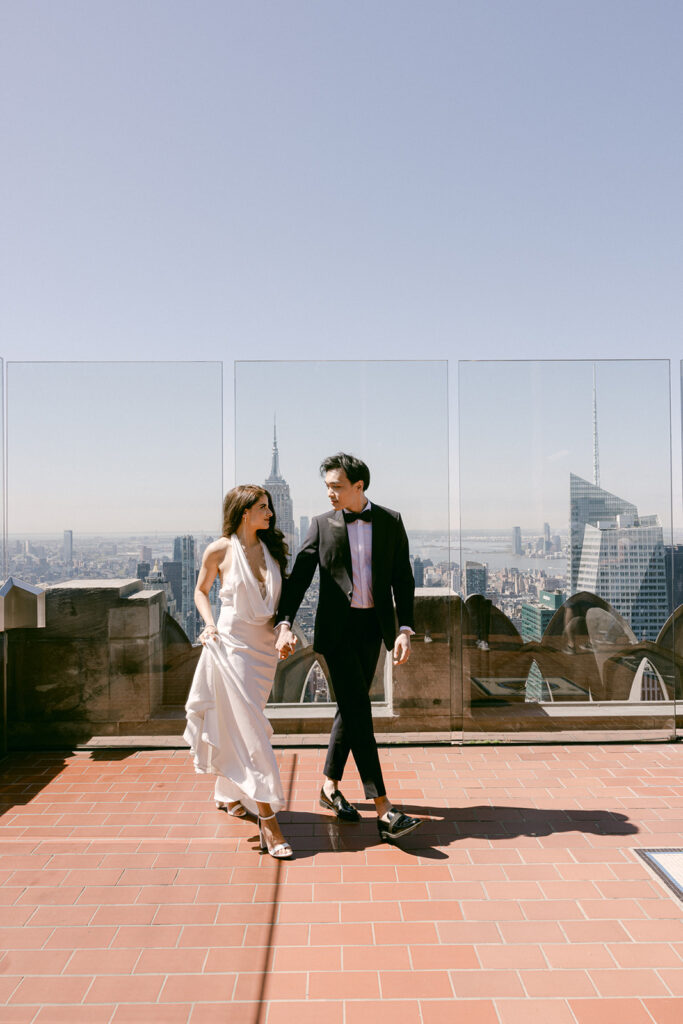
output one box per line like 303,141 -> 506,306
345,501 -> 413,636
346,501 -> 374,608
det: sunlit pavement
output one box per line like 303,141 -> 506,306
1,742 -> 683,1024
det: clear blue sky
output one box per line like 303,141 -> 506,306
2,2 -> 681,531
8,362 -> 223,533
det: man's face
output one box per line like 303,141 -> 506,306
325,468 -> 365,511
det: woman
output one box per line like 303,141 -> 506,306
184,485 -> 296,859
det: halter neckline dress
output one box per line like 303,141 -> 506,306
184,538 -> 285,814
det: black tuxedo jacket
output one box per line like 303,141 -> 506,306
277,503 -> 415,655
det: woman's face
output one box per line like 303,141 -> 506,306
244,493 -> 273,532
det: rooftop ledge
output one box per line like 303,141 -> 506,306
3,577 -> 680,749
50,578 -> 142,588
266,703 -> 395,719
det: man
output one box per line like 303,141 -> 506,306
276,452 -> 421,842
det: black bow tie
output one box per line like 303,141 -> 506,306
344,508 -> 372,524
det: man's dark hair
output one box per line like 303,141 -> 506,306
320,452 -> 370,491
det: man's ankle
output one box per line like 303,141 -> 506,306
323,779 -> 338,797
375,798 -> 392,819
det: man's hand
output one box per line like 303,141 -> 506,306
275,625 -> 298,661
393,631 -> 411,666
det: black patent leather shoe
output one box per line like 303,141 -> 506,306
377,808 -> 422,842
319,787 -> 361,822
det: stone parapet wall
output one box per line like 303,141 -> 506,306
3,581 -> 681,747
381,589 -> 457,734
6,580 -> 176,747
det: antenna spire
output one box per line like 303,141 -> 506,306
270,415 -> 281,478
592,363 -> 600,487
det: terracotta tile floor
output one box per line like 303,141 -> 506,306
1,742 -> 683,1023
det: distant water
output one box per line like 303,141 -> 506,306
413,542 -> 567,576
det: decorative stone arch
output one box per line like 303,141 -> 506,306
602,643 -> 676,702
162,610 -> 202,704
300,658 -> 331,703
657,604 -> 683,658
525,659 -> 551,703
628,657 -> 667,702
542,591 -> 637,650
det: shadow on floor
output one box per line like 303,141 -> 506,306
0,748 -> 141,817
269,802 -> 640,862
0,750 -> 75,816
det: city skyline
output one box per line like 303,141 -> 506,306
11,516 -> 681,646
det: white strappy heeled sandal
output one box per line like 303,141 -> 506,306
258,813 -> 293,859
216,801 -> 248,817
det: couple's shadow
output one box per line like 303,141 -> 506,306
243,804 -> 639,861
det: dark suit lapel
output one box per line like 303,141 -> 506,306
371,504 -> 388,592
339,509 -> 353,579
328,509 -> 353,582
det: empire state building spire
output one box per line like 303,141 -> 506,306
264,416 -> 296,564
270,418 -> 281,479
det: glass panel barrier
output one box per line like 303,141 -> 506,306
5,361 -> 222,746
1,356 -> 5,579
1,357 -> 5,755
235,360 -> 452,738
677,359 -> 683,738
458,359 -> 676,741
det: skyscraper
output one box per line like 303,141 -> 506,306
173,535 -> 198,642
413,557 -> 425,587
264,420 -> 296,564
576,509 -> 668,641
465,561 -> 487,597
140,563 -> 178,619
570,374 -> 669,642
511,526 -> 522,555
569,474 -> 637,593
664,544 -> 683,613
543,522 -> 551,552
63,530 -> 73,566
521,590 -> 565,643
162,560 -> 183,610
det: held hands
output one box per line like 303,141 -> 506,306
275,625 -> 298,661
199,624 -> 219,645
393,631 -> 411,666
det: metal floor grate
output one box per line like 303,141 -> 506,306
635,849 -> 683,902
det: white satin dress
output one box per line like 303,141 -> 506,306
184,538 -> 285,815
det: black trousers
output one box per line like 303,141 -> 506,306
322,608 -> 386,800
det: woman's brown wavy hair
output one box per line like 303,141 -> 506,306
222,485 -> 289,576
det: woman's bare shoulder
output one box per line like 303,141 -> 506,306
203,537 -> 230,560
